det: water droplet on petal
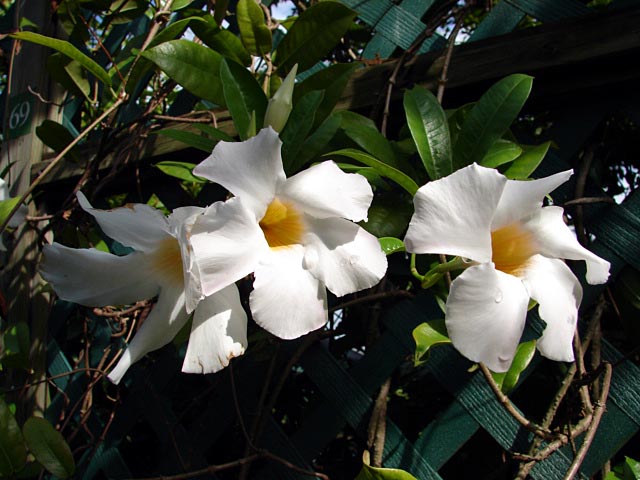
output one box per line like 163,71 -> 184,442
494,288 -> 503,303
349,255 -> 359,266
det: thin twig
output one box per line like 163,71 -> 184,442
330,289 -> 413,312
367,377 -> 391,467
436,10 -> 465,104
563,363 -> 612,480
563,197 -> 615,207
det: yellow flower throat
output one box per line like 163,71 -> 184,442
259,197 -> 304,249
151,237 -> 184,285
490,223 -> 537,277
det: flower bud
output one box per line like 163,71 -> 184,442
264,64 -> 298,133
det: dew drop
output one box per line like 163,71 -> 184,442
494,288 -> 503,303
348,255 -> 359,266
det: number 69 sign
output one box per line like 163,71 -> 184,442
7,92 -> 34,139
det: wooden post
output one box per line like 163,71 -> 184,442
0,2 -> 63,417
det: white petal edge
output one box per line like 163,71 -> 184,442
523,206 -> 610,284
108,287 -> 189,384
446,263 -> 530,372
404,163 -> 506,263
77,192 -> 172,253
524,255 -> 582,362
189,198 -> 269,297
303,216 -> 387,297
182,284 -> 247,374
491,170 -> 573,230
193,127 -> 285,220
250,246 -> 328,340
280,161 -> 373,222
40,244 -> 160,306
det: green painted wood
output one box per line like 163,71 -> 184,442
512,0 -> 590,22
469,1 -> 524,41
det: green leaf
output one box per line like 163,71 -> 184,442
46,53 -> 91,101
237,0 -> 272,57
155,161 -> 206,184
275,2 -> 356,73
289,112 -> 342,173
361,196 -> 413,238
328,148 -> 418,196
491,340 -> 536,394
107,0 -> 146,24
191,123 -> 235,142
0,198 -> 22,229
142,40 -> 225,106
403,85 -> 452,180
281,90 -> 324,173
453,74 -> 533,170
190,16 -> 252,66
154,128 -> 217,152
413,320 -> 451,366
220,59 -> 267,140
35,120 -> 80,163
0,399 -> 27,476
1,322 -> 30,369
294,62 -> 361,128
355,459 -> 417,480
171,0 -> 193,10
22,417 -> 75,478
503,141 -> 550,180
479,139 -> 522,168
623,457 -> 640,480
11,31 -> 111,87
214,0 -> 229,25
379,237 -> 405,255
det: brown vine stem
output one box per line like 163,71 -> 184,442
479,363 -> 556,442
563,363 -> 612,480
1,368 -> 109,395
0,96 -> 126,235
330,289 -> 413,312
367,377 -> 391,467
436,10 -> 465,104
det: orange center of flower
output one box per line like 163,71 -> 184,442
491,223 -> 537,277
259,197 -> 304,249
151,236 -> 184,285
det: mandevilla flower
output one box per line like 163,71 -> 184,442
0,177 -> 28,251
404,163 -> 610,372
188,127 -> 388,339
40,192 -> 247,384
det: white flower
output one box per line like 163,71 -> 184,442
0,177 -> 28,251
40,192 -> 247,384
404,163 -> 610,372
189,127 -> 388,339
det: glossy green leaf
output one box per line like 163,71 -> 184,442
142,40 -> 225,105
281,90 -> 324,173
328,148 -> 418,196
453,74 -> 533,170
294,62 -> 361,128
361,196 -> 413,238
275,1 -> 356,73
190,17 -> 252,66
0,198 -> 22,230
413,319 -> 451,366
11,31 -> 111,87
35,120 -> 80,163
23,417 -> 75,478
289,112 -> 342,173
624,457 -> 640,479
447,102 -> 474,146
379,237 -> 405,255
154,128 -> 217,152
214,0 -> 229,25
155,161 -> 206,183
503,141 -> 550,180
0,399 -> 27,476
220,59 -> 267,140
479,139 -> 522,168
107,0 -> 146,24
191,123 -> 235,142
171,0 -> 193,10
355,459 -> 418,480
1,322 -> 30,369
491,340 -> 536,394
404,85 -> 452,180
46,53 -> 91,101
237,0 -> 272,57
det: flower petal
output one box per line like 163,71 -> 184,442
404,163 -> 506,262
189,198 -> 269,297
446,263 -> 529,372
193,128 -> 285,219
524,255 -> 581,362
182,284 -> 247,374
491,170 -> 573,230
523,206 -> 610,284
280,161 -> 373,222
250,246 -> 328,339
108,287 -> 189,384
77,192 -> 172,253
40,244 -> 159,306
303,217 -> 387,297
170,206 -> 206,313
